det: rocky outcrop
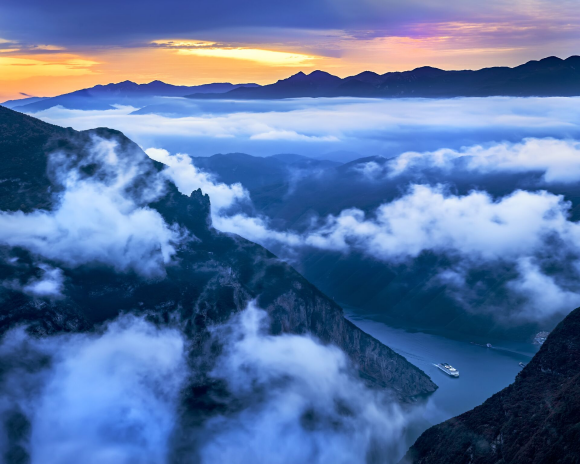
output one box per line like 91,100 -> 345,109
264,286 -> 435,397
401,305 -> 580,464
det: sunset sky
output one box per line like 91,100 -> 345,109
1,0 -> 579,101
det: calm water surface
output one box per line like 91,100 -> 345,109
346,310 -> 540,448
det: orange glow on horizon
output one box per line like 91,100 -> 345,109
1,20 -> 577,102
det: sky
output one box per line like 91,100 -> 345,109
0,0 -> 579,101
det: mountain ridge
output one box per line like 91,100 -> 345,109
5,80 -> 260,112
181,151 -> 574,342
0,106 -> 437,403
187,55 -> 580,100
4,55 -> 580,114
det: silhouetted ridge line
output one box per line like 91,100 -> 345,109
186,55 -> 580,100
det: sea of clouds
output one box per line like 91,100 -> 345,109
32,96 -> 580,162
144,139 -> 580,322
33,95 -> 580,323
0,112 -> 418,463
3,95 -> 580,462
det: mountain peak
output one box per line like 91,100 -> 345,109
409,65 -> 445,74
284,71 -> 306,80
308,70 -> 337,78
93,80 -> 138,90
539,55 -> 564,63
278,70 -> 341,85
517,55 -> 566,71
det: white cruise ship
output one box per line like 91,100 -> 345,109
436,363 -> 459,377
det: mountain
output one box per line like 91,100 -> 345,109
9,81 -> 260,112
188,153 -> 580,341
268,153 -> 340,169
0,106 -> 438,461
0,105 -> 436,403
190,152 -> 340,191
192,70 -> 342,99
0,96 -> 48,109
401,304 -> 580,464
8,55 -> 579,116
187,56 -> 580,100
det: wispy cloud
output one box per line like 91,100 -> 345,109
148,144 -> 580,322
153,39 -> 317,66
198,302 -> 412,464
0,315 -> 187,464
0,56 -> 97,80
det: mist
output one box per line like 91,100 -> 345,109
145,147 -> 249,213
22,96 -> 580,323
0,316 -> 187,464
147,144 -> 580,323
31,97 -> 580,162
198,301 -> 411,464
0,303 -> 416,464
381,138 -> 580,184
0,136 -> 183,281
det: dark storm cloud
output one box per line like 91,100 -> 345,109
0,0 -> 511,48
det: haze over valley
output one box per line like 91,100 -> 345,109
1,1 -> 580,462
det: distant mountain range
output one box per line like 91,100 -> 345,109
1,96 -> 48,109
190,152 -> 340,191
3,55 -> 579,113
188,55 -> 580,100
3,81 -> 259,112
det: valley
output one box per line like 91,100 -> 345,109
2,46 -> 580,462
346,310 -> 538,445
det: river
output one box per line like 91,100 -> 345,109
346,310 -> 540,450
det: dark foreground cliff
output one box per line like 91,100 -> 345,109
0,105 -> 436,398
402,305 -> 580,464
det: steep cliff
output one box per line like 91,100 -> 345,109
0,105 -> 436,400
402,305 -> 580,464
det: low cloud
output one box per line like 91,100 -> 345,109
34,97 -> 580,161
199,302 -> 411,464
385,138 -> 580,183
0,316 -> 186,464
146,146 -> 580,322
0,137 -> 183,278
0,303 -> 417,464
507,258 -> 580,321
249,130 -> 339,142
146,147 -> 249,213
22,265 -> 64,298
216,185 -> 580,263
159,151 -> 580,322
297,186 -> 577,261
